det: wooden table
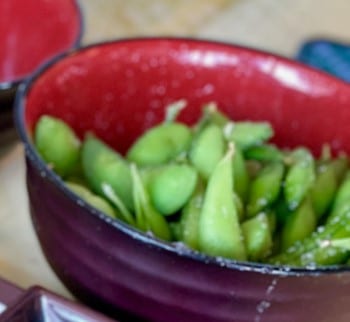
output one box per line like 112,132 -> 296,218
1,0 -> 349,298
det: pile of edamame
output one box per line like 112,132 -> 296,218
34,100 -> 350,267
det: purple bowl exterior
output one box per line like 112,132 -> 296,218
0,285 -> 116,322
25,154 -> 350,322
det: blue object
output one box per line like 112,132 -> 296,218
296,39 -> 350,82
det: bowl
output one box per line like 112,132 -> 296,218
0,0 -> 82,146
14,38 -> 350,322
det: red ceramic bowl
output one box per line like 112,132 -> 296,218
0,0 -> 82,145
14,38 -> 350,322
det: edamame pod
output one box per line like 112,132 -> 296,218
283,148 -> 315,210
148,163 -> 198,215
224,121 -> 274,150
244,144 -> 284,163
242,212 -> 273,261
65,181 -> 116,218
189,124 -> 225,180
246,162 -> 284,217
328,171 -> 350,218
270,202 -> 350,266
198,144 -> 246,260
193,102 -> 229,134
82,135 -> 134,211
331,154 -> 348,184
180,179 -> 206,250
280,196 -> 316,251
34,115 -> 81,177
130,164 -> 171,240
310,162 -> 337,219
127,123 -> 192,166
232,146 -> 250,203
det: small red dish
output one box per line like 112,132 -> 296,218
0,0 -> 82,145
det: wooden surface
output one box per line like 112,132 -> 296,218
1,0 -> 350,299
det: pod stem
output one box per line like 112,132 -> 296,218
101,183 -> 135,225
164,99 -> 187,123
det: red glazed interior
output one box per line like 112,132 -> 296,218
0,0 -> 81,84
24,39 -> 350,157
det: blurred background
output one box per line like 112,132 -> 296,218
1,0 -> 350,301
81,0 -> 349,57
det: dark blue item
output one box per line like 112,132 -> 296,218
296,39 -> 350,82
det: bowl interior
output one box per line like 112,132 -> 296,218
21,39 -> 350,158
0,0 -> 82,86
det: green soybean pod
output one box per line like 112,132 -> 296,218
269,201 -> 350,266
280,196 -> 317,251
81,134 -> 134,212
198,143 -> 246,260
34,115 -> 81,177
283,148 -> 316,210
310,162 -> 338,219
232,146 -> 250,203
224,121 -> 274,150
282,208 -> 350,267
65,181 -> 117,218
180,179 -> 206,250
244,144 -> 284,163
233,193 -> 245,222
189,124 -> 225,181
328,171 -> 350,218
130,164 -> 171,241
127,123 -> 192,166
246,162 -> 284,218
148,163 -> 198,215
193,102 -> 229,134
242,212 -> 273,261
331,154 -> 348,184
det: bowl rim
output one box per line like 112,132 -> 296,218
0,0 -> 84,92
13,36 -> 350,277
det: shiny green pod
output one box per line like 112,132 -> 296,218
148,163 -> 198,215
189,124 -> 225,180
130,164 -> 171,240
328,171 -> 350,218
246,162 -> 284,217
65,181 -> 117,218
242,212 -> 273,261
331,154 -> 348,184
224,121 -> 274,150
127,123 -> 192,166
81,135 -> 134,212
280,196 -> 316,251
34,115 -> 81,177
283,148 -> 315,210
198,144 -> 246,260
270,201 -> 350,266
244,144 -> 284,163
232,146 -> 250,203
180,179 -> 206,250
310,162 -> 338,219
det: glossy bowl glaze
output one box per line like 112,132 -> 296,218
14,38 -> 350,322
0,0 -> 82,145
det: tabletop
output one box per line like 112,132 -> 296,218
1,0 -> 350,301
